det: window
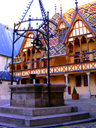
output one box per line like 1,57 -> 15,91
59,30 -> 62,34
60,35 -> 62,40
76,76 -> 81,87
58,22 -> 66,42
84,75 -> 88,86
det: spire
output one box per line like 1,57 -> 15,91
75,0 -> 78,11
55,4 -> 57,15
60,4 -> 62,17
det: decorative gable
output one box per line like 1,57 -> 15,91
64,11 -> 95,44
23,34 -> 34,52
59,22 -> 66,29
69,20 -> 91,37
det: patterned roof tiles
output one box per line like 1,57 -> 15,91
13,1 -> 96,61
64,1 -> 96,31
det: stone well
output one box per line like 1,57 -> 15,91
9,84 -> 66,107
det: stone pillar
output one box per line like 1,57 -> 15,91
46,76 -> 48,84
33,79 -> 35,84
19,78 -> 21,85
64,74 -> 68,96
86,72 -> 91,98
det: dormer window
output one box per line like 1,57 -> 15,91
58,22 -> 67,42
59,22 -> 65,29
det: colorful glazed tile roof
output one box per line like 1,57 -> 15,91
13,54 -> 21,63
13,1 -> 96,62
64,1 -> 96,31
43,13 -> 67,57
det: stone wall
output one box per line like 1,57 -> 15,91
0,81 -> 16,99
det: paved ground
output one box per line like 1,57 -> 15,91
56,98 -> 96,128
0,98 -> 96,128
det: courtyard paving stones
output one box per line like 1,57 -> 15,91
0,98 -> 96,128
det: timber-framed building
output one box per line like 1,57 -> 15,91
9,1 -> 96,99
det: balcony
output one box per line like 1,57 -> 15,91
10,61 -> 96,77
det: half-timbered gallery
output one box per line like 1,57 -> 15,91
9,1 -> 96,99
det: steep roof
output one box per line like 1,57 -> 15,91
0,23 -> 23,57
13,1 -> 96,62
0,70 -> 19,82
64,1 -> 96,32
44,13 -> 67,57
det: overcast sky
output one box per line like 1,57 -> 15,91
0,0 -> 95,27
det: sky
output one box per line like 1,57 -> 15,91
0,0 -> 95,28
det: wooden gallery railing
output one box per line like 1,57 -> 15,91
10,61 -> 96,77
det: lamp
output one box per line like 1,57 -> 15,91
31,34 -> 43,50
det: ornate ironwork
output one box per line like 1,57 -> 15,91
11,0 -> 58,107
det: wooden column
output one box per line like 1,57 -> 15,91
80,38 -> 82,53
87,39 -> 89,52
52,58 -> 55,66
34,50 -> 37,68
66,56 -> 69,64
25,51 -> 27,62
73,41 -> 75,54
30,48 -> 32,61
21,53 -> 23,63
21,64 -> 23,70
95,37 -> 96,50
40,50 -> 42,67
80,38 -> 83,62
15,65 -> 17,71
30,48 -> 32,69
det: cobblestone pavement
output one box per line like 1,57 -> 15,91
56,98 -> 96,128
0,98 -> 96,128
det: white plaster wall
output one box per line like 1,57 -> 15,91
0,55 -> 11,71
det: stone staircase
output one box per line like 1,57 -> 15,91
0,104 -> 95,128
